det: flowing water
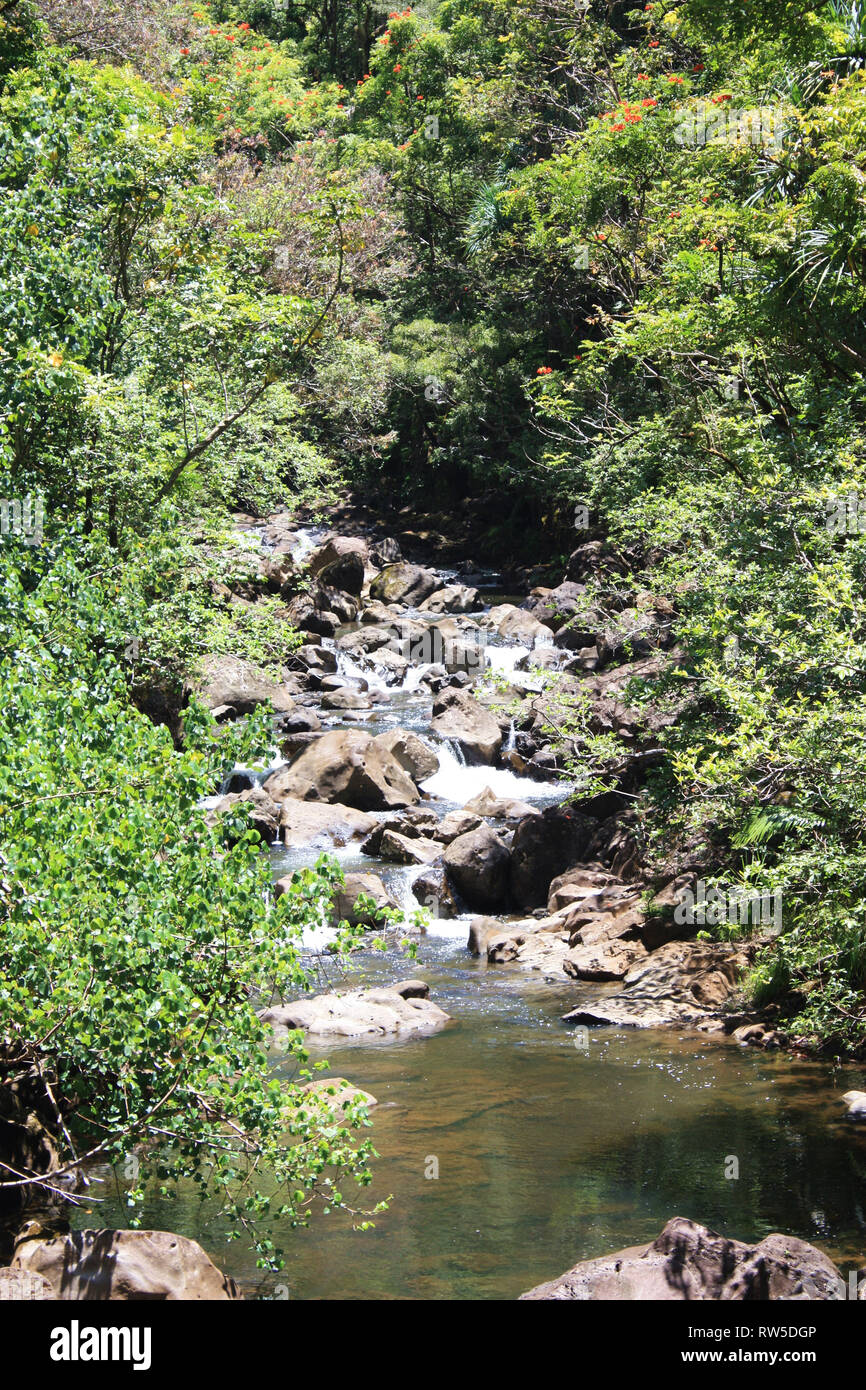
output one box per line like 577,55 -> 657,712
77,535 -> 866,1298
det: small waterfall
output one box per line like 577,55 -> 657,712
486,644 -> 529,677
420,740 -> 550,803
504,720 -> 517,753
218,749 -> 287,796
292,526 -> 322,561
401,661 -> 436,693
324,639 -> 389,692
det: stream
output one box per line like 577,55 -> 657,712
75,528 -> 866,1299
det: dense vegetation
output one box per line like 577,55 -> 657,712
2,0 -> 866,1267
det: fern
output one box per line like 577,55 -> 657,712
732,804 -> 826,848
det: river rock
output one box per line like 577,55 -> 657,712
443,825 -> 510,911
369,562 -> 441,607
362,599 -> 403,624
378,830 -> 441,865
411,864 -> 462,918
547,865 -> 629,914
190,654 -> 297,716
10,1228 -> 241,1300
278,797 -> 376,848
563,937 -> 648,982
519,1217 -> 845,1301
288,643 -> 338,676
462,788 -> 540,821
467,916 -> 505,956
260,985 -> 450,1039
375,729 -> 439,782
509,805 -> 597,910
308,537 -> 368,595
431,688 -> 502,764
497,608 -> 555,646
321,687 -> 373,710
328,872 -> 399,927
485,918 -> 573,973
523,581 -> 589,633
210,786 -> 281,844
264,730 -> 420,811
733,1023 -> 785,1049
562,940 -> 754,1031
285,593 -> 338,638
418,585 -> 480,614
435,809 -> 483,842
842,1090 -> 866,1121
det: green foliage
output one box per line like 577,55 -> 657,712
0,540 -> 380,1265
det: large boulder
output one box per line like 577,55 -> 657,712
11,1227 -> 241,1300
431,689 -> 502,764
190,655 -> 296,716
277,797 -> 376,848
264,730 -> 420,811
443,824 -> 510,911
369,562 -> 441,607
260,983 -> 450,1040
520,1217 -> 844,1301
375,729 -> 439,783
308,536 -> 368,595
508,805 -> 597,911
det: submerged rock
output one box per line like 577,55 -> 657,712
519,1217 -> 845,1301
